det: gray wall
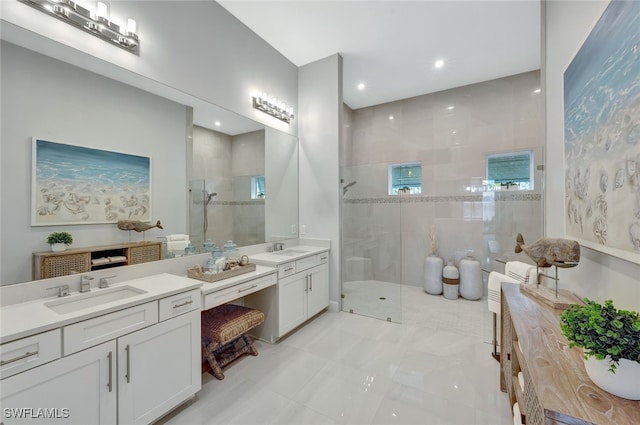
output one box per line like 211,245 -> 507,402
1,42 -> 188,283
545,0 -> 640,310
298,54 -> 343,308
1,0 -> 298,136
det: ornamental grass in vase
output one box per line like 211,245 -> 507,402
560,299 -> 640,399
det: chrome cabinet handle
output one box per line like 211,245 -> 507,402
238,284 -> 258,293
284,267 -> 294,272
0,351 -> 38,366
305,275 -> 309,292
310,274 -> 313,291
107,351 -> 113,392
320,256 -> 328,261
173,300 -> 193,309
125,344 -> 131,383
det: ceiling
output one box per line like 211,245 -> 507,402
218,0 -> 541,110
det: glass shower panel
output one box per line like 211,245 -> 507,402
189,179 -> 206,250
341,163 -> 402,323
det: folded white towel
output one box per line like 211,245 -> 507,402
167,240 -> 190,252
488,271 -> 520,314
513,402 -> 522,425
166,234 -> 189,242
506,261 -> 536,284
91,257 -> 109,265
518,372 -> 524,391
109,256 -> 127,263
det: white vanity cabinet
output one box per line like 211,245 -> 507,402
0,340 -> 117,425
277,253 -> 329,337
118,309 -> 200,425
0,286 -> 201,425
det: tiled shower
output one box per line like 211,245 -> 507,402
341,71 -> 544,324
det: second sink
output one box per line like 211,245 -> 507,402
273,249 -> 309,256
45,285 -> 147,315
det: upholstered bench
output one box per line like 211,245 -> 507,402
201,304 -> 265,380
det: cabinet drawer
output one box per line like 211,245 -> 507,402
63,302 -> 158,355
317,252 -> 329,264
278,262 -> 295,278
159,289 -> 201,321
295,255 -> 318,273
203,273 -> 277,310
1,329 -> 61,379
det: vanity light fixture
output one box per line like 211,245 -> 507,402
252,92 -> 294,123
18,0 -> 140,54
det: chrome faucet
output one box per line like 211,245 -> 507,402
47,284 -> 70,297
80,275 -> 94,293
99,275 -> 117,289
273,242 -> 284,251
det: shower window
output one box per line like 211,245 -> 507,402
389,162 -> 422,195
251,175 -> 265,199
486,151 -> 533,191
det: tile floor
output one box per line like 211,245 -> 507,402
157,285 -> 512,425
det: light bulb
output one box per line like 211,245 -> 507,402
127,18 -> 137,34
96,2 -> 108,20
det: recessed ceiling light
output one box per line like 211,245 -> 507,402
357,83 -> 366,90
447,106 -> 455,110
434,59 -> 445,69
533,88 -> 542,94
214,121 -> 221,127
452,130 -> 457,134
389,116 -> 394,120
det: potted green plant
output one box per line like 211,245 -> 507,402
560,299 -> 640,399
47,231 -> 73,252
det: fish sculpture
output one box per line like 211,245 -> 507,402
515,233 -> 580,268
117,219 -> 163,232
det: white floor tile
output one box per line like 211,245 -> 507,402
156,285 -> 512,425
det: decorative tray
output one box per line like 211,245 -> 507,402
187,263 -> 256,283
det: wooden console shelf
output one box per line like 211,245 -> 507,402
500,283 -> 640,425
33,241 -> 162,280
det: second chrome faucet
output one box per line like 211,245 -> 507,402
80,275 -> 94,293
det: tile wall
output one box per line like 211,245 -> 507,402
191,126 -> 265,248
342,71 -> 544,287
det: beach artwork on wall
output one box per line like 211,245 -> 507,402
32,138 -> 151,226
563,0 -> 640,264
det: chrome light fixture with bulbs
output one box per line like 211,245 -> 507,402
18,0 -> 140,53
252,93 -> 294,123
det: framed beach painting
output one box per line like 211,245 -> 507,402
31,138 -> 151,226
563,0 -> 640,264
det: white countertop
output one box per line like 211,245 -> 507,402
199,265 -> 277,295
0,273 -> 202,344
250,245 -> 329,267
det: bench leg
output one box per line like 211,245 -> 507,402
202,340 -> 225,380
242,334 -> 259,356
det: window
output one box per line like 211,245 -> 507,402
389,162 -> 422,195
251,175 -> 265,199
486,151 -> 533,191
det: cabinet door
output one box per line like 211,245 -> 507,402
0,341 -> 116,425
278,273 -> 308,336
307,263 -> 329,318
117,310 -> 201,425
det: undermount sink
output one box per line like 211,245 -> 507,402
45,285 -> 147,315
273,249 -> 309,256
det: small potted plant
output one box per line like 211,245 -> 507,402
560,299 -> 640,399
47,231 -> 73,252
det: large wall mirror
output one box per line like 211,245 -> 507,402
0,35 -> 298,286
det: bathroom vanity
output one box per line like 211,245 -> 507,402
244,246 -> 330,342
0,274 -> 202,425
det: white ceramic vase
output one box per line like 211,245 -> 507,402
50,243 -> 67,252
423,255 -> 443,295
584,356 -> 640,400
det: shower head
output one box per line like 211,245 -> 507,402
342,181 -> 357,196
204,191 -> 217,204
